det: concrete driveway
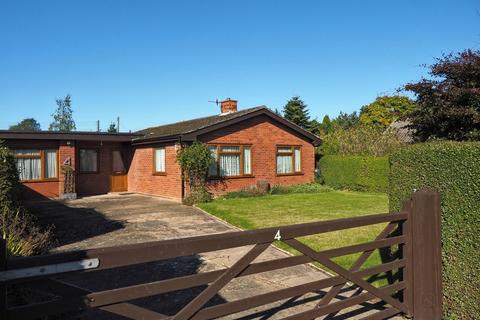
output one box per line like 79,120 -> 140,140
26,193 -> 400,319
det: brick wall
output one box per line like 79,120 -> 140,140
128,144 -> 183,199
200,115 -> 315,195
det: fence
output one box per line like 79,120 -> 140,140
0,190 -> 442,319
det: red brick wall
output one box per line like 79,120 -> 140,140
199,115 -> 315,195
128,144 -> 183,199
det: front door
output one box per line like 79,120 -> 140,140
110,150 -> 128,192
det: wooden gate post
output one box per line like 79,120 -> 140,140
409,190 -> 443,319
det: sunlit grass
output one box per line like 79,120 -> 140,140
198,191 -> 391,283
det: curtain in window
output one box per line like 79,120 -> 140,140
44,150 -> 57,178
112,151 -> 126,172
155,148 -> 165,172
294,148 -> 301,172
15,158 -> 41,180
277,155 -> 293,174
14,150 -> 41,180
80,149 -> 98,172
208,146 -> 218,176
220,154 -> 240,176
243,147 -> 251,175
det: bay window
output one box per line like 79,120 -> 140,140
276,146 -> 301,175
14,149 -> 58,181
208,145 -> 252,177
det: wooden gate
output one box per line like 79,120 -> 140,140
0,190 -> 442,320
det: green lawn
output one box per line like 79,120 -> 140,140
198,191 -> 390,275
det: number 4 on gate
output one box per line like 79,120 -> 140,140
274,230 -> 281,241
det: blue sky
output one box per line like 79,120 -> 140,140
1,0 -> 479,132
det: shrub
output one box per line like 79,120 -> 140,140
319,155 -> 389,192
0,141 -> 52,256
389,141 -> 480,319
320,125 -> 405,156
221,182 -> 332,199
270,183 -> 332,194
220,188 -> 267,199
0,141 -> 20,210
1,207 -> 51,256
177,142 -> 214,205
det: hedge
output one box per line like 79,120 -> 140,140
389,141 -> 480,319
319,155 -> 388,192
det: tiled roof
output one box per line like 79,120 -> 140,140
135,106 -> 265,140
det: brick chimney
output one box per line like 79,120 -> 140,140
220,98 -> 237,114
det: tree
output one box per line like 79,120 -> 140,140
359,96 -> 416,129
320,115 -> 333,133
9,118 -> 41,131
332,111 -> 360,130
107,122 -> 117,133
405,49 -> 480,141
282,96 -> 311,129
310,115 -> 334,136
49,94 -> 76,132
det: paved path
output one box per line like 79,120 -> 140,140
26,193 -> 402,319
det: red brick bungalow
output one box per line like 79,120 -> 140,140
0,100 -> 321,201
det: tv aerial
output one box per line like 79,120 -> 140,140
208,99 -> 220,106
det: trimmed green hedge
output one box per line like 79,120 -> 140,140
389,141 -> 480,319
319,155 -> 388,192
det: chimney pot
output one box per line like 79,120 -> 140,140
220,98 -> 237,114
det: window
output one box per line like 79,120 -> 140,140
208,145 -> 252,177
276,146 -> 301,175
79,149 -> 98,173
14,149 -> 58,181
44,150 -> 58,178
153,147 -> 166,174
112,150 -> 126,173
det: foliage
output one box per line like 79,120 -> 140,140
270,183 -> 332,194
282,96 -> 311,129
220,187 -> 269,199
0,141 -> 51,256
221,182 -> 332,199
9,118 -> 41,131
199,191 -> 388,272
176,142 -> 214,204
389,141 -> 480,319
49,94 -> 76,132
359,95 -> 416,129
320,125 -> 405,156
0,141 -> 20,210
331,111 -> 360,130
319,155 -> 388,192
107,122 -> 117,133
404,49 -> 480,141
310,115 -> 334,136
1,207 -> 51,256
182,188 -> 212,206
